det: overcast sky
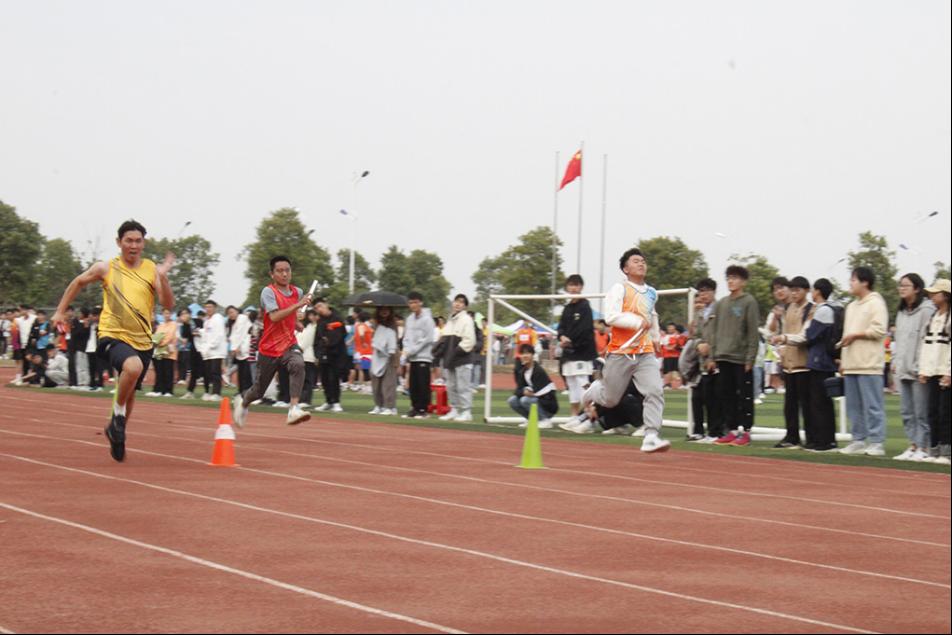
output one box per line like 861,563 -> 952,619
2,1 -> 950,310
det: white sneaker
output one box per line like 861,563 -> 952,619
286,405 -> 311,426
537,418 -> 553,429
698,435 -> 719,444
909,449 -> 930,462
207,394 -> 222,402
439,409 -> 459,421
368,406 -> 382,415
273,401 -> 289,408
753,398 -> 764,406
233,399 -> 249,429
180,392 -> 194,400
299,403 -> 312,410
145,392 -> 161,397
864,443 -> 885,457
453,411 -> 473,423
201,393 -> 211,401
518,419 -> 529,428
602,424 -> 636,436
315,403 -> 332,412
176,380 -> 187,385
641,433 -> 671,453
162,393 -> 174,398
893,448 -> 915,461
382,408 -> 398,416
933,456 -> 951,465
561,419 -> 594,434
840,441 -> 868,455
330,403 -> 344,413
631,427 -> 646,438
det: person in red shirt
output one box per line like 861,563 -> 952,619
233,255 -> 314,428
660,322 -> 684,388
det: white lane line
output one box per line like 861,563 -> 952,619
0,502 -> 466,634
2,426 -> 948,550
0,456 -> 879,634
5,391 -> 948,491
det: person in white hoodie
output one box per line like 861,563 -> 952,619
839,267 -> 889,457
369,306 -> 399,415
919,279 -> 951,464
892,274 -> 935,461
201,300 -> 228,401
433,294 -> 477,422
401,291 -> 435,418
226,305 -> 253,395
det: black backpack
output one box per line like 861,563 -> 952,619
827,304 -> 846,360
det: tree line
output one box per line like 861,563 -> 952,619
3,199 -> 949,326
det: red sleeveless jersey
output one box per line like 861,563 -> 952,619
259,284 -> 300,358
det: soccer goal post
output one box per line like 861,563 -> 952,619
484,289 -> 843,441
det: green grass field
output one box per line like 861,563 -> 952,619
5,365 -> 949,474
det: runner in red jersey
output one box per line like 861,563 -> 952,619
233,255 -> 314,428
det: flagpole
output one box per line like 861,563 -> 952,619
576,140 -> 584,274
551,151 -> 560,311
600,153 -> 607,310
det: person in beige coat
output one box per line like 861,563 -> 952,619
839,267 -> 889,457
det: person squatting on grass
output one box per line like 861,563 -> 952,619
509,343 -> 559,428
51,219 -> 175,462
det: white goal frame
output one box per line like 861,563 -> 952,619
484,289 -> 850,440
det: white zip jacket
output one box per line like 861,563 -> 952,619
201,313 -> 228,360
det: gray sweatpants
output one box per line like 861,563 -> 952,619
899,379 -> 931,449
583,353 -> 664,433
372,362 -> 398,409
240,347 -> 305,408
446,363 -> 474,412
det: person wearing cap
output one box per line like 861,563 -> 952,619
918,279 -> 951,464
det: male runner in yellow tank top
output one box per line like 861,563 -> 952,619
52,220 -> 175,462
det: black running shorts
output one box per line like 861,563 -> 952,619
97,337 -> 153,378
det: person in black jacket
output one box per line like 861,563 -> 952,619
556,275 -> 596,428
68,307 -> 91,387
313,298 -> 349,412
509,344 -> 559,428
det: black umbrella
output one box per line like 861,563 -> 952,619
342,291 -> 408,308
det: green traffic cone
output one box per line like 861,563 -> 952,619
517,403 -> 545,469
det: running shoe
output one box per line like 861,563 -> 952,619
286,405 -> 311,426
233,398 -> 248,429
730,431 -> 751,446
640,433 -> 671,453
104,413 -> 126,462
715,431 -> 739,445
864,442 -> 885,457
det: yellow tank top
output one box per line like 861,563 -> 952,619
99,257 -> 157,350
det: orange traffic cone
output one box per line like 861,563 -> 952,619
209,397 -> 239,467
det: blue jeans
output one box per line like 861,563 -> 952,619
508,395 -> 554,421
844,374 -> 886,443
899,378 -> 931,448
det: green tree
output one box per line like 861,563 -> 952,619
729,253 -> 780,319
934,261 -> 951,280
145,235 -> 220,307
0,200 -> 44,306
324,248 -> 377,306
34,239 -> 84,307
376,246 -> 452,314
637,236 -> 709,327
241,208 -> 335,307
471,226 -> 564,324
847,232 -> 898,318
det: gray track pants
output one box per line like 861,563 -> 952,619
583,353 -> 664,433
240,347 -> 305,408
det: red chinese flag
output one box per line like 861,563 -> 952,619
559,150 -> 582,190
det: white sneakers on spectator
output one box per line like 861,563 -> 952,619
602,424 -> 637,436
560,417 -> 594,434
840,441 -> 867,455
439,409 -> 459,421
145,392 -> 161,397
368,406 -> 382,415
286,405 -> 310,426
233,399 -> 248,429
864,442 -> 885,457
893,447 -> 915,461
536,418 -> 552,429
453,411 -> 473,422
331,403 -> 344,413
180,392 -> 194,400
518,418 -> 529,428
640,432 -> 671,453
273,401 -> 289,408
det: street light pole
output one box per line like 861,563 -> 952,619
349,170 -> 370,295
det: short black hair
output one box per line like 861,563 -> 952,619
454,293 -> 469,306
771,276 -> 790,289
789,276 -> 810,290
117,220 -> 147,240
518,343 -> 535,354
178,308 -> 190,316
226,305 -> 238,313
565,274 -> 584,287
619,248 -> 645,271
407,291 -> 423,302
696,278 -> 717,292
269,255 -> 291,271
852,266 -> 876,290
204,299 -> 217,307
80,307 -> 90,318
813,278 -> 833,300
725,265 -> 750,280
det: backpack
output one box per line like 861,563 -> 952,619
827,304 -> 846,360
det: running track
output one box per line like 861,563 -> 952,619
1,383 -> 949,633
